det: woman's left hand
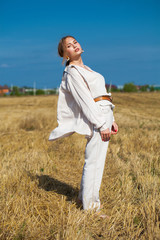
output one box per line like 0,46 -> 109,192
111,122 -> 118,135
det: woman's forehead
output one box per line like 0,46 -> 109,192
65,37 -> 76,45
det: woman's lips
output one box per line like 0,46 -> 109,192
75,48 -> 80,52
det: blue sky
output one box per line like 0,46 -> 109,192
0,0 -> 160,89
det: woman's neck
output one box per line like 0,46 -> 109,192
70,58 -> 84,67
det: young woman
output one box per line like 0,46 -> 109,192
49,36 -> 118,211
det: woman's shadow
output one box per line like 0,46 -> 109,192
27,171 -> 79,202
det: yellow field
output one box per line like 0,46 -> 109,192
0,93 -> 160,240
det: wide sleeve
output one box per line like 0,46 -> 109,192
66,67 -> 110,130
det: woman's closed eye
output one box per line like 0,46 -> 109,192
67,41 -> 77,48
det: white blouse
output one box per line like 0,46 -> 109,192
49,65 -> 115,141
73,65 -> 110,99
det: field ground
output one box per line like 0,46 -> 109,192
0,92 -> 160,239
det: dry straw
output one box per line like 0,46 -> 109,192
0,93 -> 160,239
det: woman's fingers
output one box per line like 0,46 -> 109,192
101,131 -> 111,141
100,128 -> 111,141
101,123 -> 118,140
111,122 -> 118,134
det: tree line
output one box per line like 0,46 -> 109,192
1,83 -> 159,97
109,83 -> 156,92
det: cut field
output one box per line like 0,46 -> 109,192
0,93 -> 160,239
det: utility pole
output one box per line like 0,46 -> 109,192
44,86 -> 47,95
33,81 -> 36,96
108,81 -> 112,93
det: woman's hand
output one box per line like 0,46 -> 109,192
100,128 -> 111,142
100,122 -> 118,141
111,122 -> 118,135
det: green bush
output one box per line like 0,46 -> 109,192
140,85 -> 149,92
10,86 -> 22,96
123,83 -> 138,92
149,86 -> 155,92
36,89 -> 45,95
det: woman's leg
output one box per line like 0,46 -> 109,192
78,129 -> 109,210
78,106 -> 113,210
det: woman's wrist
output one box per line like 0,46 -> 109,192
100,123 -> 109,132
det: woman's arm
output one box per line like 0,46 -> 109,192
66,67 -> 110,130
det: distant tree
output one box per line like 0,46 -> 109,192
48,89 -> 57,94
123,83 -> 137,92
111,87 -> 120,92
140,85 -> 149,92
149,85 -> 154,92
10,86 -> 21,96
36,89 -> 45,95
24,91 -> 34,95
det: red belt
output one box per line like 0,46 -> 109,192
94,96 -> 112,103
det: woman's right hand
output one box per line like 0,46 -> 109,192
100,128 -> 111,142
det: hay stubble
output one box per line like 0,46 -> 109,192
0,93 -> 160,239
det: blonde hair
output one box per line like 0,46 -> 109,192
58,35 -> 75,66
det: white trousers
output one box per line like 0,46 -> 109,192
78,104 -> 113,210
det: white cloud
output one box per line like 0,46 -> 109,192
0,64 -> 9,68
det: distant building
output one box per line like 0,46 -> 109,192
105,84 -> 117,91
0,85 -> 10,95
19,88 -> 26,94
153,85 -> 160,90
117,85 -> 123,90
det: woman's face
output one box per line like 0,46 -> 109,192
64,37 -> 82,60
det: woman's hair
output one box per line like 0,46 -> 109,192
58,35 -> 75,66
